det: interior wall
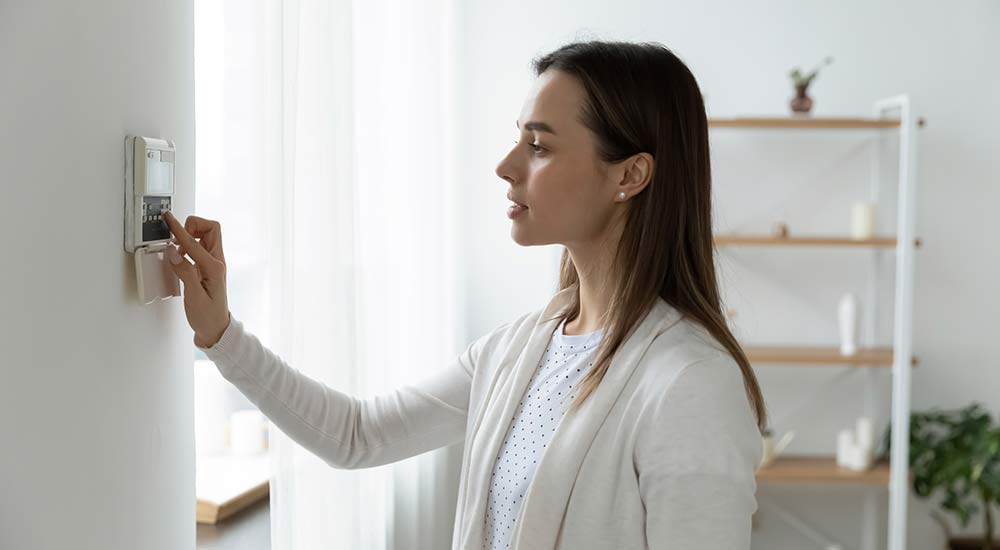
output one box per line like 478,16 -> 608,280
453,1 -> 999,548
1,1 -> 196,549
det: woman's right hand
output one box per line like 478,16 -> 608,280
162,210 -> 231,349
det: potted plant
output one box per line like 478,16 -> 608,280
879,402 -> 1000,549
788,56 -> 833,115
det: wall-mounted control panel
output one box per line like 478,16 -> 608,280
125,135 -> 175,253
124,135 -> 180,304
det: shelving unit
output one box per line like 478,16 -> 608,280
711,100 -> 921,550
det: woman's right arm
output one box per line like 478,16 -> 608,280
161,210 -> 502,469
198,313 -> 499,469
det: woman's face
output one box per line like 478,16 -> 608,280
495,69 -> 626,249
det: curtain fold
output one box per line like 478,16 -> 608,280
266,0 -> 462,548
197,0 -> 462,547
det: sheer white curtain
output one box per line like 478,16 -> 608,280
195,0 -> 462,547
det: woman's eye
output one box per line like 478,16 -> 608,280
513,140 -> 544,154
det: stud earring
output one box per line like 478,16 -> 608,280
618,191 -> 626,201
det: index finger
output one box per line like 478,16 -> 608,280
182,215 -> 225,262
162,211 -> 219,268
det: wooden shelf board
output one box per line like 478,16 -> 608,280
756,455 -> 896,485
715,234 -> 899,247
196,453 -> 271,525
709,117 -> 901,129
197,480 -> 269,524
745,346 -> 918,367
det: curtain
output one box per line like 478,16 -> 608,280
195,0 -> 462,547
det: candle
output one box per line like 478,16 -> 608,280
836,429 -> 855,468
855,416 -> 874,451
851,202 -> 875,239
845,441 -> 873,471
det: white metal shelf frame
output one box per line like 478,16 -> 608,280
878,94 -> 919,550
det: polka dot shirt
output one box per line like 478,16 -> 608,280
482,317 -> 604,550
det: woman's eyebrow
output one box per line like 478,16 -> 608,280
516,119 -> 558,136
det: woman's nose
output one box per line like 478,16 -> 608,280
495,150 -> 519,183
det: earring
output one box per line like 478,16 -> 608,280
618,191 -> 626,201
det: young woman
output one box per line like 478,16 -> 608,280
164,39 -> 768,550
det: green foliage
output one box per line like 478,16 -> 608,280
788,56 -> 834,89
879,402 -> 1000,543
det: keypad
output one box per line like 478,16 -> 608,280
141,195 -> 171,242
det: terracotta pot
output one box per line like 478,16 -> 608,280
790,84 -> 813,114
947,537 -> 1000,549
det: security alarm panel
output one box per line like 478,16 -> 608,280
124,135 -> 180,304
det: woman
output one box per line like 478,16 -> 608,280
164,39 -> 768,550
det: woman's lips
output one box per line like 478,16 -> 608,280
507,203 -> 528,219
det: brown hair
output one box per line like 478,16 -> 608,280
533,40 -> 768,431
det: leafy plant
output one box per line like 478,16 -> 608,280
879,402 -> 1000,549
788,56 -> 833,89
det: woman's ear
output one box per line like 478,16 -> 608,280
616,153 -> 654,197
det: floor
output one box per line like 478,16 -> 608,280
196,498 -> 270,550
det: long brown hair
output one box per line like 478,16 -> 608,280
534,40 -> 768,431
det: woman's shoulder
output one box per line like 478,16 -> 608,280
631,316 -> 757,429
636,316 -> 735,384
631,318 -> 762,474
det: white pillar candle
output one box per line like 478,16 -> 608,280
845,441 -> 873,471
836,429 -> 855,468
855,416 -> 875,451
850,202 -> 875,239
846,442 -> 861,470
230,409 -> 266,455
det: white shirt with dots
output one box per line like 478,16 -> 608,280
482,316 -> 604,550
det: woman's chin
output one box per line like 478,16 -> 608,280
510,225 -> 535,246
511,226 -> 555,247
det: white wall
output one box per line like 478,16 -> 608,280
1,1 -> 196,549
453,1 -> 999,548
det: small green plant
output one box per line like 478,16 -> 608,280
788,56 -> 834,89
879,402 -> 1000,549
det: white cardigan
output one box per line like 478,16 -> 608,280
199,286 -> 762,549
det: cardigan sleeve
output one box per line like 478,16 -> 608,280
197,312 -> 505,470
633,352 -> 763,549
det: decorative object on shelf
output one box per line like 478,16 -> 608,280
850,201 -> 876,239
856,416 -> 875,449
772,221 -> 790,238
835,416 -> 875,471
838,292 -> 859,356
788,56 -> 833,115
759,428 -> 796,469
879,402 -> 1000,550
836,428 -> 855,467
229,409 -> 267,455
